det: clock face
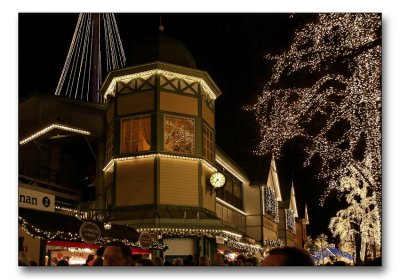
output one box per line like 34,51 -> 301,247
210,172 -> 226,188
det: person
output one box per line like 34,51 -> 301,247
82,254 -> 95,266
56,259 -> 69,266
213,252 -> 226,266
183,255 -> 194,266
130,254 -> 143,266
152,256 -> 164,266
199,255 -> 210,266
333,260 -> 348,266
163,260 -> 172,266
135,258 -> 154,266
245,257 -> 258,266
171,258 -> 183,266
92,247 -> 105,266
261,246 -> 314,266
235,255 -> 246,266
50,257 -> 58,266
18,251 -> 31,266
102,240 -> 132,266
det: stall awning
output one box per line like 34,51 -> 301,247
19,208 -> 139,246
46,240 -> 150,254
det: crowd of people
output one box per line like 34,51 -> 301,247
43,241 -> 316,266
21,240 -> 380,266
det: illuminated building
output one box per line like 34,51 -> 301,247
18,24 -> 309,264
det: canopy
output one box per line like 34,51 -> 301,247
311,247 -> 354,261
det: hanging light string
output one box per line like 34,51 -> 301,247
54,13 -> 126,103
19,216 -> 167,250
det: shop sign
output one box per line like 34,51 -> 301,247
216,235 -> 225,244
79,222 -> 101,243
139,232 -> 152,250
19,187 -> 55,212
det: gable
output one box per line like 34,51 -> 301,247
267,157 -> 282,202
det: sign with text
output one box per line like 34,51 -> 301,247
79,222 -> 101,243
216,235 -> 225,244
139,232 -> 153,250
19,187 -> 55,212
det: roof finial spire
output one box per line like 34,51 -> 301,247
159,16 -> 164,32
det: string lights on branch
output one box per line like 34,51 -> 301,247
246,13 -> 381,205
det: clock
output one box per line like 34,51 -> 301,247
210,172 -> 226,188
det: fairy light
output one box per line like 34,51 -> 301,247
328,158 -> 381,261
164,115 -> 195,154
246,13 -> 381,206
262,186 -> 279,222
103,153 -> 217,173
55,13 -> 126,103
285,208 -> 296,234
103,69 -> 218,102
136,227 -> 260,253
19,124 -> 91,145
19,216 -> 167,250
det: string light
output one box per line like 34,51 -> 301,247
164,115 -> 195,154
19,216 -> 167,250
103,153 -> 217,173
246,13 -> 381,205
285,208 -> 296,234
19,124 -> 91,145
103,69 -> 218,103
262,186 -> 279,222
328,158 -> 381,262
136,227 -> 261,254
55,13 -> 126,103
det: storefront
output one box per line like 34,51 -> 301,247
45,240 -> 150,265
18,207 -> 148,265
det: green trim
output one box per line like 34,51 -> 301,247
201,121 -> 215,165
155,156 -> 160,206
156,75 -> 164,152
159,73 -> 200,96
100,62 -> 222,98
198,161 -> 203,208
112,161 -> 117,206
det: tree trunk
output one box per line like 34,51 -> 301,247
355,232 -> 363,265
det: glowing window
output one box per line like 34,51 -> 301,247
164,115 -> 195,154
120,116 -> 151,154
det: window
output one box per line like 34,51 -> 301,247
216,173 -> 243,210
106,122 -> 113,161
263,186 -> 277,217
202,124 -> 214,162
164,115 -> 195,154
120,116 -> 151,154
285,208 -> 295,233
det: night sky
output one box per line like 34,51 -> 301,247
19,13 -> 343,238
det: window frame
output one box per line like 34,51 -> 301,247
120,114 -> 152,155
202,122 -> 214,163
163,114 -> 196,155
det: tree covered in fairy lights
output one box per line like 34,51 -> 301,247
329,159 -> 381,265
246,14 -> 381,204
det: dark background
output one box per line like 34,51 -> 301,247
19,13 -> 340,238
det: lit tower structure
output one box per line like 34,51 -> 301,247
99,24 -> 253,258
54,13 -> 126,103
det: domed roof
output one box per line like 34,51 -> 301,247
128,32 -> 197,69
